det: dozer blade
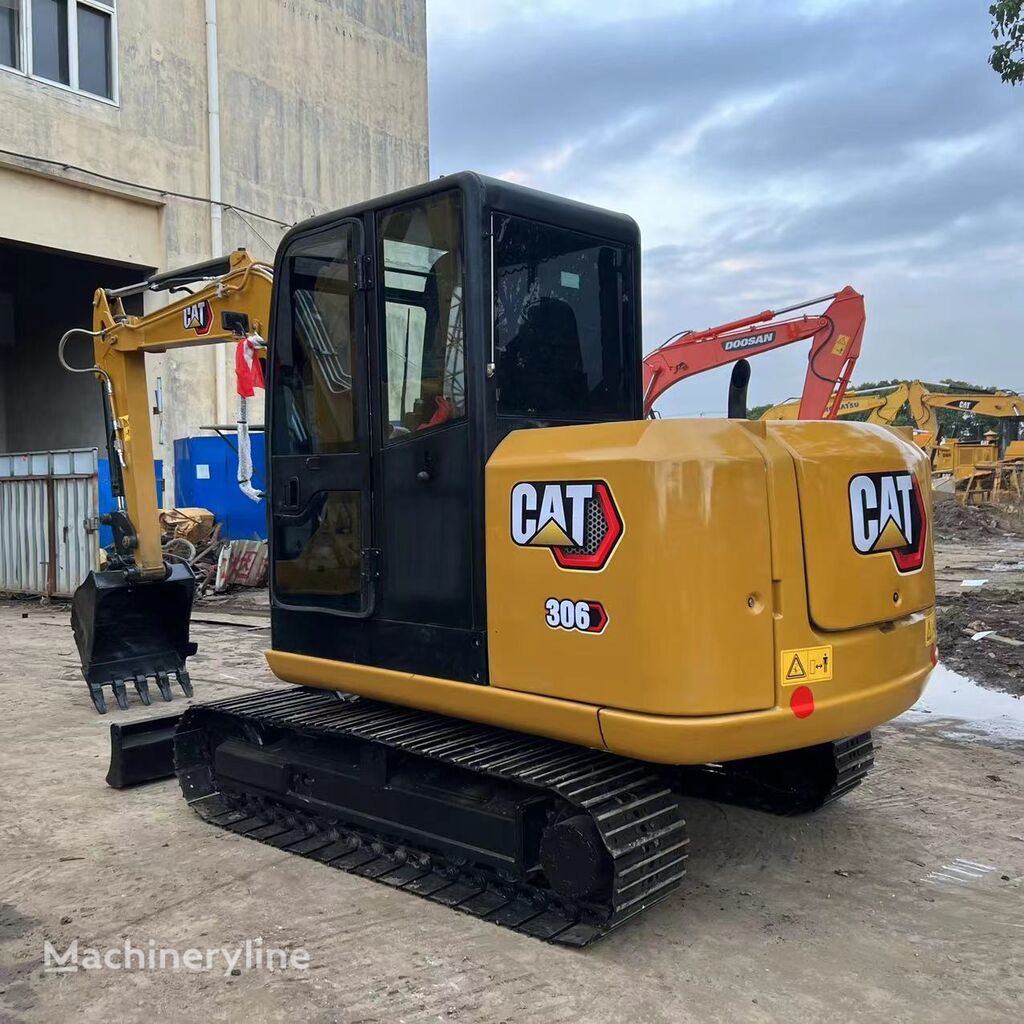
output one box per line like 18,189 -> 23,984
106,714 -> 183,788
71,565 -> 198,714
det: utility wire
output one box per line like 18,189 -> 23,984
0,146 -> 293,228
225,206 -> 280,252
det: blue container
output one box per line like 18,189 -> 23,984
173,433 -> 268,541
98,459 -> 164,549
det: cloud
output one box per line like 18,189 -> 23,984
427,0 -> 1024,412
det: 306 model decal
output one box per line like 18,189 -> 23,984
544,598 -> 608,634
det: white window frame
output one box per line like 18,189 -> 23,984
0,0 -> 119,106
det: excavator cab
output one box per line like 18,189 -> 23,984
267,173 -> 642,680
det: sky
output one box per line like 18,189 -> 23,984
425,0 -> 1024,417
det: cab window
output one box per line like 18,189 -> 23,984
273,224 -> 359,456
378,192 -> 466,443
494,215 -> 632,422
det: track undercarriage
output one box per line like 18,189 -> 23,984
170,689 -> 873,945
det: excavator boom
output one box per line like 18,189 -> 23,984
642,286 -> 865,418
60,249 -> 273,712
761,382 -> 910,425
908,380 -> 1024,439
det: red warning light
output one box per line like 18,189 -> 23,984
790,685 -> 815,719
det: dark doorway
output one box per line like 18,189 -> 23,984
0,239 -> 152,454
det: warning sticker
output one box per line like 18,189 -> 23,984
831,334 -> 850,357
924,611 -> 936,647
781,645 -> 833,685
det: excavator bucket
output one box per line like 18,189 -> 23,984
71,565 -> 198,714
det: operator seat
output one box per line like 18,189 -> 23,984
500,297 -> 588,414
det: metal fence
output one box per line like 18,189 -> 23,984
0,448 -> 99,598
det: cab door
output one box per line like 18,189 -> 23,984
269,219 -> 376,620
370,189 -> 484,683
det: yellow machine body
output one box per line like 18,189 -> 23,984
269,418 -> 935,765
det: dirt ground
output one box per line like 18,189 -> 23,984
2,528 -> 1023,1024
932,497 -> 1024,696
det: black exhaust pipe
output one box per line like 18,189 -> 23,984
728,358 -> 751,419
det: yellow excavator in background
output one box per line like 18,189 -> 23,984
62,173 -> 936,945
762,380 -> 1024,469
907,380 -> 1024,456
906,381 -> 1024,501
760,382 -> 910,425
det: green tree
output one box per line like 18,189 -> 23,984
990,1 -> 1024,85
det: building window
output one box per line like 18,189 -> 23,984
1,0 -> 117,102
1,1 -> 22,71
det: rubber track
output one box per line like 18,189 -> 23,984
825,733 -> 876,804
174,689 -> 689,946
676,732 -> 875,815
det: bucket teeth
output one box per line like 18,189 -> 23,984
113,680 -> 130,711
83,668 -> 196,714
156,671 -> 173,702
89,683 -> 108,715
177,670 -> 194,698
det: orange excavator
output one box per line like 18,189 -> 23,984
642,287 -> 865,419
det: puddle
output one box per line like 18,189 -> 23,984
898,662 -> 1024,742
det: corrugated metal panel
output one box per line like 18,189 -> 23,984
0,477 -> 49,595
0,448 -> 99,597
54,474 -> 100,597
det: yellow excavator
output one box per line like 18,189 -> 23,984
63,174 -> 936,945
906,381 -> 1024,454
760,382 -> 910,425
762,381 -> 1023,471
59,249 -> 273,711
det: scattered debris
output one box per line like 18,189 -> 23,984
159,507 -> 216,547
150,508 -> 270,600
215,540 -> 269,591
934,494 -> 1023,698
980,633 -> 1024,648
932,497 -> 1024,542
938,590 -> 1024,697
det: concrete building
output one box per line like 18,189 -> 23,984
0,0 -> 428,488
